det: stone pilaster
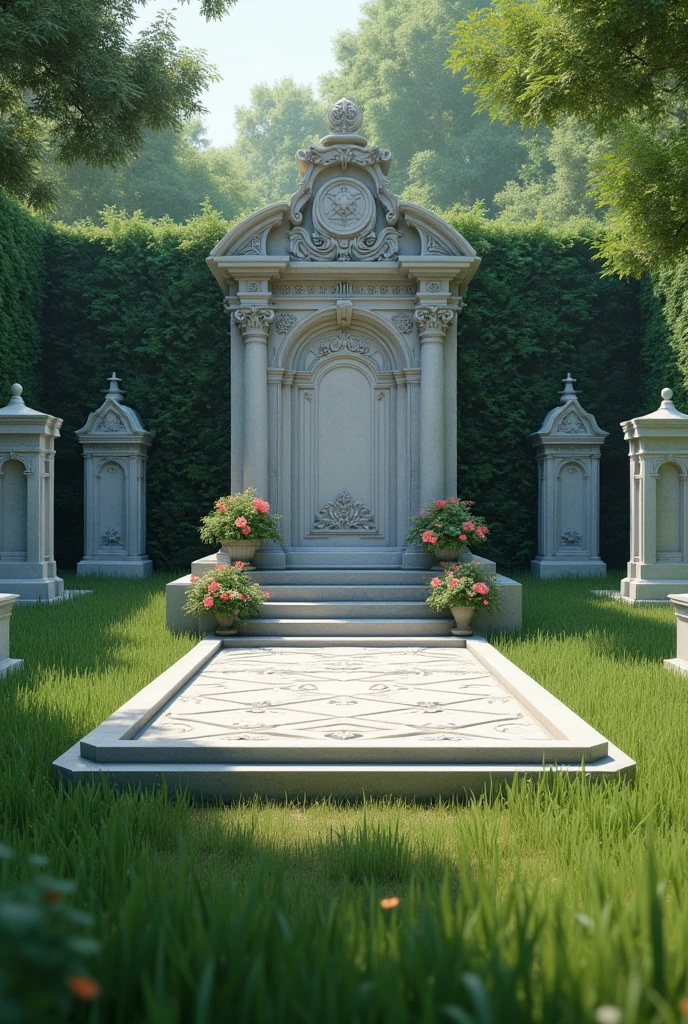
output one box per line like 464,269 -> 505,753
233,306 -> 274,498
415,306 -> 454,504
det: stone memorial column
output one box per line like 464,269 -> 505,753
530,373 -> 608,578
76,374 -> 154,577
415,306 -> 454,504
233,306 -> 274,498
620,387 -> 688,601
0,384 -> 64,602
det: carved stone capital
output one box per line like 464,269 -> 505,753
414,305 -> 455,339
232,306 -> 275,338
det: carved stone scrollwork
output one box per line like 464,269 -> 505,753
556,412 -> 588,434
328,97 -> 363,135
391,314 -> 413,334
315,333 -> 372,359
414,306 -> 455,338
232,307 -> 275,336
312,492 -> 376,532
275,313 -> 297,334
96,411 -> 125,433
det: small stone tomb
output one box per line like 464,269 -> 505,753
53,640 -> 634,800
0,384 -> 64,603
664,594 -> 688,674
76,374 -> 154,577
0,594 -> 23,678
530,374 -> 607,578
620,388 -> 688,602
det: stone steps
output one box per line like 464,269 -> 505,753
281,547 -> 407,568
251,569 -> 430,586
239,617 -> 454,637
218,635 -> 465,648
260,600 -> 446,620
262,584 -> 428,601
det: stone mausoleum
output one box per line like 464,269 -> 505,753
166,98 -> 522,634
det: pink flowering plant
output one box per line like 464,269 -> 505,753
407,497 -> 489,554
425,562 -> 500,613
199,487 -> 282,545
183,564 -> 269,620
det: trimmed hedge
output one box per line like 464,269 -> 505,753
0,188 -> 44,403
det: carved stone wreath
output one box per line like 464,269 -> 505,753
101,528 -> 122,545
312,492 -> 376,532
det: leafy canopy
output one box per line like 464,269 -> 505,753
0,0 -> 237,209
448,0 -> 688,275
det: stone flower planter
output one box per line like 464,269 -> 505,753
220,539 -> 260,564
214,613 -> 239,636
434,546 -> 464,561
450,605 -> 475,637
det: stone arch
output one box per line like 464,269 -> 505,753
556,458 -> 589,479
277,306 -> 412,372
0,454 -> 31,475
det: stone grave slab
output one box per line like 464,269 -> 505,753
53,640 -> 634,799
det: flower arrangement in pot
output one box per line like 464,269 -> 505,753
407,497 -> 489,561
199,487 -> 282,564
183,563 -> 270,636
425,561 -> 500,636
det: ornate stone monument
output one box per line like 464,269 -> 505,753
206,97 -> 481,569
76,374 -> 154,577
0,384 -> 64,602
0,594 -> 22,678
530,374 -> 607,578
620,387 -> 688,602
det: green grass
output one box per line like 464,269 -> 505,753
2,573 -> 688,1022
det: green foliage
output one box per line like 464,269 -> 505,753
182,564 -> 268,620
639,258 -> 688,415
449,0 -> 688,275
41,204 -> 234,570
322,0 -> 528,211
0,0 -> 237,208
448,209 -> 643,569
426,562 -> 500,612
231,79 -> 326,204
0,188 -> 43,402
199,488 -> 282,545
406,497 -> 489,553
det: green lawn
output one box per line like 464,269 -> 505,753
2,574 -> 688,1023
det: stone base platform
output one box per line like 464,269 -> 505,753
531,557 -> 606,579
77,558 -> 153,578
0,657 -> 23,679
53,639 -> 634,800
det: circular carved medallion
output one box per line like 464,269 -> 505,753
312,176 -> 376,239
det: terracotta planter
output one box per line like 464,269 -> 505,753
449,605 -> 475,637
214,613 -> 238,637
220,539 -> 260,564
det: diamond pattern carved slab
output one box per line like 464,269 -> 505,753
136,647 -> 550,751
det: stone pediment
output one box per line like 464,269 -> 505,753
76,375 -> 152,441
531,374 -> 608,444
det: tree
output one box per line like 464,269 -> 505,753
448,0 -> 688,274
51,121 -> 258,225
321,0 -> 529,211
231,80 -> 327,205
0,0 -> 237,209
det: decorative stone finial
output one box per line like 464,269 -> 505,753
8,383 -> 24,407
105,372 -> 124,403
327,98 -> 363,136
662,387 -> 674,402
559,373 -> 577,403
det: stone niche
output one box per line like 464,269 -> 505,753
0,384 -> 64,603
530,374 -> 608,578
76,374 -> 154,577
620,388 -> 688,602
206,97 -> 482,569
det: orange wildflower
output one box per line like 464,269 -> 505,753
68,975 -> 102,1001
379,897 -> 400,909
679,997 -> 688,1015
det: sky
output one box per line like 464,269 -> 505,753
134,0 -> 365,148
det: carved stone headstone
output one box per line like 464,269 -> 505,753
620,388 -> 688,601
0,384 -> 64,602
76,374 -> 154,577
530,374 -> 608,578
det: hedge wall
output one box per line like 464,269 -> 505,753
0,188 -> 44,402
0,195 -> 658,571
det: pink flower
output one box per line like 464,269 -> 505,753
235,516 -> 248,528
473,582 -> 490,595
190,575 -> 198,582
203,595 -> 214,609
421,530 -> 438,544
215,501 -> 226,512
430,577 -> 441,588
483,599 -> 489,605
240,593 -> 247,601
207,581 -> 221,593
220,593 -> 230,602
241,526 -> 251,536
252,498 -> 270,513
458,534 -> 467,542
435,500 -> 446,508
462,521 -> 475,532
262,591 -> 270,598
234,561 -> 245,569
449,498 -> 458,504
448,579 -> 458,589
475,525 -> 488,538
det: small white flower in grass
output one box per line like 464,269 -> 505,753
594,1006 -> 623,1024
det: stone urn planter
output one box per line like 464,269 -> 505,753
220,539 -> 260,564
449,605 -> 475,637
434,546 -> 465,563
214,612 -> 239,637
